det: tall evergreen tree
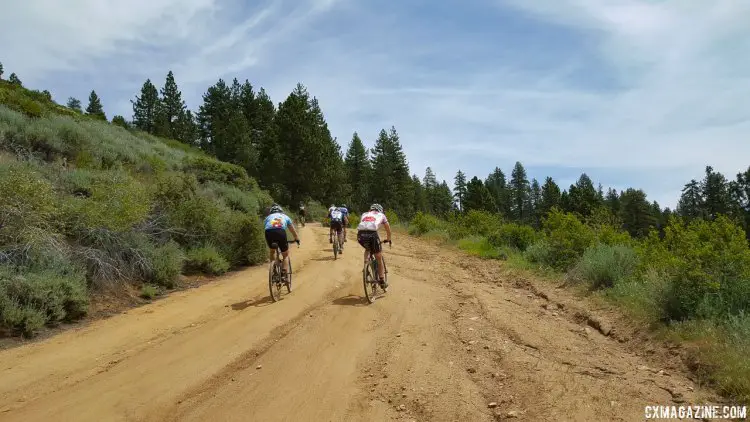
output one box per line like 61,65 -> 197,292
131,79 -> 160,134
412,175 -> 428,214
485,167 -> 510,217
509,162 -> 530,222
254,88 -> 281,192
155,71 -> 187,140
539,176 -> 561,217
344,132 -> 371,211
568,173 -> 600,217
454,170 -> 468,211
701,165 -> 731,220
66,97 -> 82,113
85,90 -> 106,120
370,127 -> 412,216
605,188 -> 621,215
434,181 -> 454,217
464,177 -> 496,212
0,62 -> 4,79
423,167 -> 438,213
530,178 -> 542,228
111,115 -> 128,128
619,188 -> 657,238
677,179 -> 704,219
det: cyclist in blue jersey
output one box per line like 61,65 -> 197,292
339,204 -> 350,242
264,204 -> 300,280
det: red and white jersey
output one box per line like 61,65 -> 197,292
357,211 -> 388,231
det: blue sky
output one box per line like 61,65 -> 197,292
2,0 -> 750,209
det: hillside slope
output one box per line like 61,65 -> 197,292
0,80 -> 274,337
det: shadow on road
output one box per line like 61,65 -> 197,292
332,295 -> 368,307
231,295 -> 273,310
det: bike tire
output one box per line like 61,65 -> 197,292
363,259 -> 376,304
286,258 -> 292,293
333,238 -> 338,260
269,261 -> 281,302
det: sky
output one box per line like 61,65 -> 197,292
2,0 -> 750,209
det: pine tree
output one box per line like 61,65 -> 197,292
434,181 -> 455,216
454,170 -> 468,211
131,79 -> 160,134
701,166 -> 731,220
485,167 -> 510,217
254,88 -> 281,192
539,176 -> 561,217
155,71 -> 187,140
197,78 -> 232,156
8,73 -> 22,86
344,132 -> 371,211
412,175 -> 428,213
509,162 -> 530,222
85,90 -> 106,120
619,188 -> 657,238
41,90 -> 52,101
605,188 -> 621,215
568,173 -> 600,217
370,127 -> 412,216
677,179 -> 703,219
66,97 -> 82,113
0,62 -> 4,79
423,167 -> 438,213
530,178 -> 542,228
464,177 -> 496,212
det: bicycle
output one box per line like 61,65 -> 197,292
297,214 -> 306,227
332,227 -> 344,259
268,241 -> 298,302
363,240 -> 391,304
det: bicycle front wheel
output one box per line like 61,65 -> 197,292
286,258 -> 292,293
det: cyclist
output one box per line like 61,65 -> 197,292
327,204 -> 337,243
264,204 -> 300,281
297,202 -> 306,226
339,204 -> 349,242
329,206 -> 345,251
357,203 -> 392,288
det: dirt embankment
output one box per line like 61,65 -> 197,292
0,224 -> 722,421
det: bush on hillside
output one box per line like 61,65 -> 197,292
0,161 -> 58,247
488,223 -> 536,251
661,216 -> 750,320
447,210 -> 502,239
214,211 -> 267,267
409,212 -> 446,236
571,243 -> 639,289
0,264 -> 88,337
183,155 -> 252,190
185,245 -> 230,275
539,208 -> 595,270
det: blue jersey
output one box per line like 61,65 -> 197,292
339,207 -> 349,217
264,212 -> 292,231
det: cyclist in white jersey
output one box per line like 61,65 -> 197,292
356,203 -> 392,288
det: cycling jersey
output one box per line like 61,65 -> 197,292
330,209 -> 343,222
357,211 -> 388,231
339,207 -> 349,217
264,212 -> 292,231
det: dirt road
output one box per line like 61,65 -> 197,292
0,224 -> 716,421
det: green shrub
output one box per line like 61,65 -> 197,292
204,181 -> 259,214
140,284 -> 158,300
347,212 -> 360,228
524,239 -> 554,266
662,216 -> 750,320
214,212 -> 267,267
182,156 -> 252,189
385,209 -> 400,226
423,229 -> 451,244
0,264 -> 89,337
167,194 -> 224,247
488,223 -> 536,251
146,241 -> 184,288
152,171 -> 199,210
185,245 -> 230,275
603,269 -> 669,323
447,210 -> 501,239
572,243 -> 639,289
0,161 -> 58,246
457,236 -> 506,260
409,212 -> 446,236
540,208 -> 595,270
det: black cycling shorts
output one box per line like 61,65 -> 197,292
331,220 -> 343,232
357,230 -> 381,253
265,228 -> 289,252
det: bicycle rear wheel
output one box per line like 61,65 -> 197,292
333,238 -> 339,260
269,261 -> 282,302
363,259 -> 378,304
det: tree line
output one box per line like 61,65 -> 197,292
48,66 -> 749,238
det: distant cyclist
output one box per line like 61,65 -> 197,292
264,204 -> 300,281
357,203 -> 392,288
329,207 -> 345,251
297,202 -> 306,226
339,204 -> 349,242
327,204 -> 337,243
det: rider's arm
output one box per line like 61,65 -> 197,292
384,222 -> 392,242
289,225 -> 300,242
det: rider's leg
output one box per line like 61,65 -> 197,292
338,229 -> 344,252
374,251 -> 386,280
329,225 -> 333,243
269,249 -> 276,263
